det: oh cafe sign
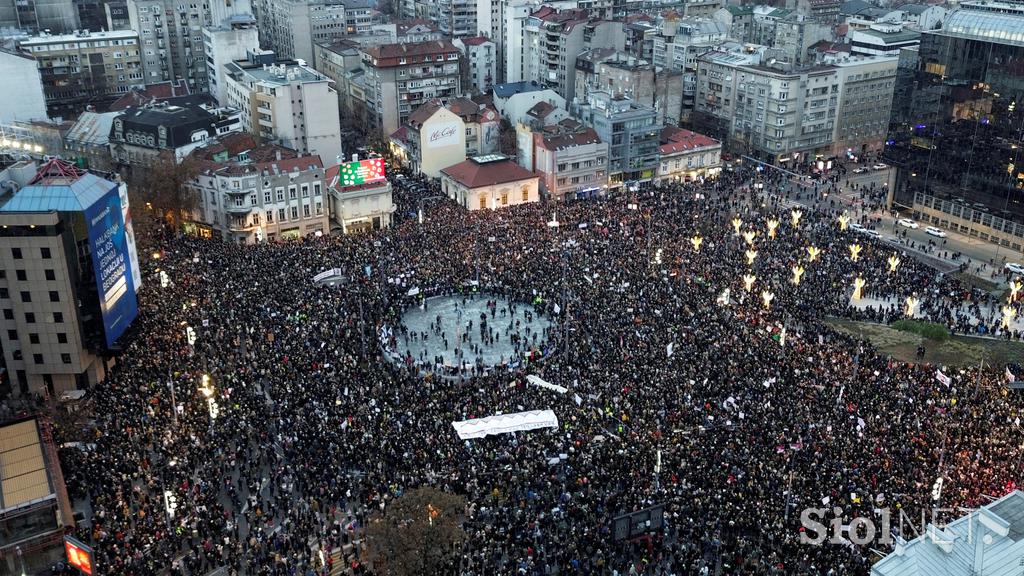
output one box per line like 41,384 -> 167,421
427,121 -> 460,149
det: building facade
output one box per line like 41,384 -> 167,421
224,59 -> 342,165
19,30 -> 143,117
203,15 -> 260,107
830,54 -> 898,156
0,49 -> 48,124
189,137 -> 329,243
326,162 -> 394,233
360,40 -> 463,136
656,125 -> 721,182
441,154 -> 539,210
576,90 -> 660,191
454,36 -> 497,95
109,102 -> 241,166
520,122 -> 608,200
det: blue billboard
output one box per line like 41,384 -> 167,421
85,185 -> 138,347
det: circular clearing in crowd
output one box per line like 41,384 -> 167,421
388,291 -> 555,375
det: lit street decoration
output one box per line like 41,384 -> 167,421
690,235 -> 703,252
766,217 -> 780,239
838,213 -> 850,231
731,216 -> 743,236
905,296 -> 919,317
790,209 -> 803,227
742,274 -> 756,293
159,270 -> 170,287
852,276 -> 866,301
807,246 -> 821,262
792,265 -> 804,286
742,230 -> 757,246
1010,279 -> 1022,302
849,244 -> 862,262
761,290 -> 774,310
1002,305 -> 1017,329
745,249 -> 758,266
887,255 -> 901,273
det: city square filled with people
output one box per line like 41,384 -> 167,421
54,164 -> 1024,576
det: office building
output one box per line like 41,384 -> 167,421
575,90 -> 660,191
253,0 -> 379,64
0,48 -> 48,124
188,133 -> 329,243
0,0 -> 79,34
203,14 -> 259,107
19,30 -> 143,117
830,54 -> 898,157
849,23 -> 921,57
360,40 -> 463,136
437,0 -> 476,38
224,58 -> 342,165
882,0 -> 1024,252
574,50 -> 686,126
0,158 -> 142,394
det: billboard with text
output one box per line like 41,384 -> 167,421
85,185 -> 138,348
338,157 -> 386,186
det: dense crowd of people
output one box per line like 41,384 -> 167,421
53,164 -> 1024,576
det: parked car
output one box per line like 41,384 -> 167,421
897,218 -> 919,229
1006,263 -> 1024,275
852,168 -> 866,174
925,226 -> 947,238
850,222 -> 865,232
872,163 -> 888,170
864,229 -> 882,239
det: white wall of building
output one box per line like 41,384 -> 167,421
0,51 -> 48,123
419,107 -> 468,178
204,25 -> 260,107
443,174 -> 539,210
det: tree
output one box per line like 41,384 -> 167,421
499,119 -> 517,157
377,0 -> 396,15
128,151 -> 201,230
364,487 -> 467,576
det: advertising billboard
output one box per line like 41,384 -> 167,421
64,536 -> 94,575
338,158 -> 386,187
426,120 -> 461,149
85,185 -> 139,348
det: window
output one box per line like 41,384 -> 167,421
11,247 -> 21,259
264,190 -> 272,203
2,309 -> 11,320
61,353 -> 71,364
57,332 -> 67,344
49,291 -> 59,302
28,333 -> 39,344
303,204 -> 311,218
301,184 -> 309,197
314,183 -> 321,196
501,192 -> 508,205
15,270 -> 26,281
33,353 -> 43,365
25,312 -> 35,323
315,202 -> 323,215
522,187 -> 529,202
40,247 -> 51,259
290,206 -> 298,220
20,291 -> 30,303
289,186 -> 297,199
276,188 -> 284,202
7,329 -> 16,340
278,208 -> 286,221
250,194 -> 257,206
266,210 -> 274,223
53,311 -> 63,323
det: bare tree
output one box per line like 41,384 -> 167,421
128,151 -> 201,230
364,487 -> 467,576
499,119 -> 517,157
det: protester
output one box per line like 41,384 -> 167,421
57,164 -> 1024,576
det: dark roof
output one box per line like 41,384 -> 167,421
460,36 -> 490,46
537,127 -> 602,151
191,133 -> 259,161
899,3 -> 931,14
110,104 -> 222,149
493,80 -> 548,99
363,40 -> 459,62
442,157 -> 536,188
108,80 -> 198,111
394,19 -> 438,33
527,101 -> 556,119
840,0 -> 874,15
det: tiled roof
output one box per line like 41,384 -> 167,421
442,157 -> 536,189
537,127 -> 602,151
407,99 -> 445,128
108,80 -> 194,111
527,101 -> 556,119
363,40 -> 458,60
659,126 -> 719,155
460,36 -> 490,46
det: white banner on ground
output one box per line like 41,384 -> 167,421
452,410 -> 558,440
526,375 -> 567,394
407,287 -> 421,296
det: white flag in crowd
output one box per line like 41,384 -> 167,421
666,342 -> 674,357
935,370 -> 951,387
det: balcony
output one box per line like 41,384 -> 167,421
226,204 -> 253,215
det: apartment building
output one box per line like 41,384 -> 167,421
19,30 -> 143,117
203,14 -> 260,106
454,36 -> 497,95
127,0 -> 241,91
109,101 -> 241,165
694,52 -> 839,165
656,126 -> 721,182
437,0 -> 477,37
519,121 -> 608,201
830,54 -> 898,157
575,90 -> 660,191
224,58 -> 342,165
0,48 -> 48,124
360,40 -> 463,136
575,50 -> 686,126
390,97 -> 500,176
188,134 -> 329,243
